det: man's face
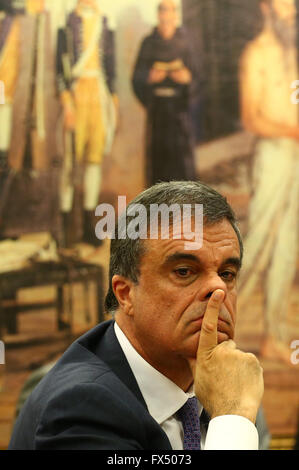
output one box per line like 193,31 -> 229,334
158,0 -> 178,37
126,219 -> 241,370
272,0 -> 296,25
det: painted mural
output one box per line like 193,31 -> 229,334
0,0 -> 298,448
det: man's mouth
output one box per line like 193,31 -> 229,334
191,314 -> 233,340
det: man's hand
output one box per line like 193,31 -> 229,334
169,67 -> 192,84
147,68 -> 167,84
60,91 -> 76,131
63,103 -> 76,131
190,289 -> 264,424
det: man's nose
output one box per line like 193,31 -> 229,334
197,274 -> 228,302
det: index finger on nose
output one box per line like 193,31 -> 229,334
198,289 -> 225,353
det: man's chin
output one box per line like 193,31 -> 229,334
195,329 -> 233,347
187,330 -> 232,358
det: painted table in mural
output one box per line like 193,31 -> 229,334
0,259 -> 104,341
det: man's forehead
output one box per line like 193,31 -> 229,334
142,219 -> 240,261
159,0 -> 178,11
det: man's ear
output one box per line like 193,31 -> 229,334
112,274 -> 135,316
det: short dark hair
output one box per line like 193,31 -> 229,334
104,181 -> 243,314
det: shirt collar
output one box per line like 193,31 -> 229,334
114,322 -> 195,425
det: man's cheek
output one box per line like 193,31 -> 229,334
226,291 -> 237,324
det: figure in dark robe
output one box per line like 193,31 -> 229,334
132,0 -> 199,186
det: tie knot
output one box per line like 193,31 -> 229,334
177,397 -> 199,420
177,397 -> 201,450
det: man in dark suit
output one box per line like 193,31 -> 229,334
9,181 -> 264,450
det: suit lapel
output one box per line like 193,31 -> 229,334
92,320 -> 149,411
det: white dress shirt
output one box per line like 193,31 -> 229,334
114,322 -> 259,450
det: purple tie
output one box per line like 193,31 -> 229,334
177,397 -> 201,450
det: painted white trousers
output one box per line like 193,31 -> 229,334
239,138 -> 299,340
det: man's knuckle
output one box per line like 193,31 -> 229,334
201,322 -> 215,334
223,339 -> 236,349
246,352 -> 258,361
245,352 -> 261,367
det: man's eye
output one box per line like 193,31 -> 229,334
220,271 -> 236,281
174,268 -> 193,277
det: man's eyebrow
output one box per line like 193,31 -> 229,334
164,252 -> 201,265
220,257 -> 242,271
163,253 -> 242,270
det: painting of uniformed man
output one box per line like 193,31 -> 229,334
57,0 -> 117,246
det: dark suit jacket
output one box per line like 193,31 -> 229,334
8,320 -> 172,450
